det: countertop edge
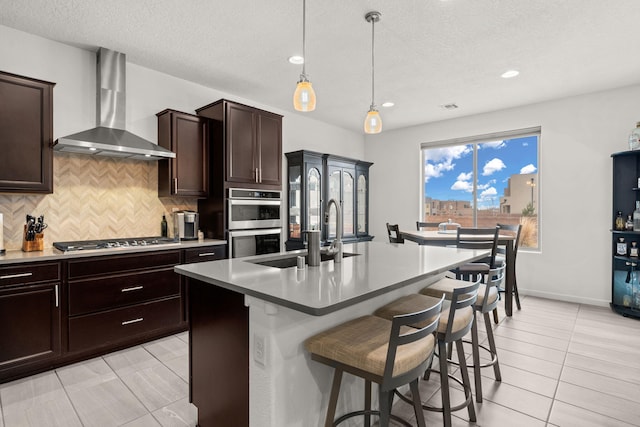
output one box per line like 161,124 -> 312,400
0,239 -> 227,265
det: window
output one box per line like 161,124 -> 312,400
421,127 -> 540,249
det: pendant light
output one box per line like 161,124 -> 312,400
293,0 -> 316,112
364,11 -> 382,134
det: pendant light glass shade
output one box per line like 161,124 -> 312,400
293,78 -> 316,112
364,11 -> 382,134
293,0 -> 316,112
364,108 -> 382,134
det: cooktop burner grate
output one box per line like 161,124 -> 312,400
53,237 -> 179,252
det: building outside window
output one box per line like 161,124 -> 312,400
421,127 -> 540,249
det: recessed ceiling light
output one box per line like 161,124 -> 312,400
381,101 -> 394,108
501,70 -> 519,79
440,103 -> 459,110
89,147 -> 97,151
289,55 -> 304,65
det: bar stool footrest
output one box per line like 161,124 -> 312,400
334,409 -> 413,427
446,339 -> 499,370
394,369 -> 473,413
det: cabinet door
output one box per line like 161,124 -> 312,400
256,112 -> 282,186
226,103 -> 257,184
288,163 -> 302,240
342,170 -> 355,237
174,114 -> 209,197
157,110 -> 208,197
356,171 -> 369,236
0,282 -> 60,370
307,164 -> 323,233
0,72 -> 54,193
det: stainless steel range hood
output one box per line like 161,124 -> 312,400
54,48 -> 175,160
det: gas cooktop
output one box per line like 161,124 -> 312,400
53,237 -> 180,252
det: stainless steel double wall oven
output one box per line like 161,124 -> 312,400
227,188 -> 282,258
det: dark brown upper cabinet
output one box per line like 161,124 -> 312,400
157,109 -> 209,197
0,71 -> 55,193
196,99 -> 282,190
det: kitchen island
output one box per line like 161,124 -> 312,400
175,241 -> 489,427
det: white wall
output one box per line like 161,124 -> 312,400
365,86 -> 640,306
0,24 -> 364,173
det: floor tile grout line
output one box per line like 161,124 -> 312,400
542,300 -> 580,425
54,368 -> 86,427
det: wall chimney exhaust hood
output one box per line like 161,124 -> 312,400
54,48 -> 175,160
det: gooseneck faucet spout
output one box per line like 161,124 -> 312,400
325,198 -> 343,263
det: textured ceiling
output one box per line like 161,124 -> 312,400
2,0 -> 640,133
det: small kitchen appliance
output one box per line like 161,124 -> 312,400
174,210 -> 199,241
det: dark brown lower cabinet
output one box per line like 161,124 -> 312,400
0,282 -> 61,375
189,279 -> 248,427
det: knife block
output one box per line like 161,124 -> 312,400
22,225 -> 44,252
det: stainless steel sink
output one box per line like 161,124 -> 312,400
250,252 -> 359,269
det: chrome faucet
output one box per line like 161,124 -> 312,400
325,198 -> 343,263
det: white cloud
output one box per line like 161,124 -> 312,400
424,145 -> 472,182
481,140 -> 506,149
451,180 -> 473,192
482,158 -> 506,176
480,187 -> 498,198
520,164 -> 537,174
457,172 -> 472,181
477,179 -> 496,190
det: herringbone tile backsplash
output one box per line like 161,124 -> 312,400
0,153 -> 197,250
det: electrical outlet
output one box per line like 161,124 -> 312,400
254,333 -> 266,366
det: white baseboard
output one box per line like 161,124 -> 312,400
520,289 -> 610,308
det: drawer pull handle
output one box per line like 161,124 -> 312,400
198,252 -> 216,257
121,285 -> 144,292
0,272 -> 33,280
122,318 -> 144,326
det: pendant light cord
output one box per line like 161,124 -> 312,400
302,0 -> 307,78
370,15 -> 375,109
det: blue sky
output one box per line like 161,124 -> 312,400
423,135 -> 538,209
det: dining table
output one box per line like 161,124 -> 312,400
400,229 -> 517,317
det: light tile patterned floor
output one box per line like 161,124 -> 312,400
389,295 -> 640,426
0,332 -> 195,427
1,296 -> 640,426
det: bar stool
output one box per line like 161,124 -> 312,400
420,265 -> 505,403
374,280 -> 480,427
305,296 -> 445,427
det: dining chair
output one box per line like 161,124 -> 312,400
416,221 -> 439,231
495,223 -> 523,321
453,226 -> 500,281
386,223 -> 404,243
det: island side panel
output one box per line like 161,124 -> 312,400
189,278 -> 249,427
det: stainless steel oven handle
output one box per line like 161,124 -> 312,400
228,228 -> 282,237
229,199 -> 281,206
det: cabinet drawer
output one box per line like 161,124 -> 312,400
68,250 -> 181,279
69,269 -> 180,316
0,263 -> 60,287
184,245 -> 227,263
68,297 -> 181,352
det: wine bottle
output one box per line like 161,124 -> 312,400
634,202 -> 640,231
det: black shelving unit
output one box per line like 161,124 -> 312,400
611,150 -> 640,318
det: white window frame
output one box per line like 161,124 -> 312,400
420,126 -> 541,251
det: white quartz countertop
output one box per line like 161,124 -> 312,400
0,239 -> 227,265
175,241 -> 489,315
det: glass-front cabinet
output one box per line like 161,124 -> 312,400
285,150 -> 373,250
611,150 -> 640,319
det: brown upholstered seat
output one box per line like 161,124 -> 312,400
305,315 -> 434,378
305,297 -> 444,427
